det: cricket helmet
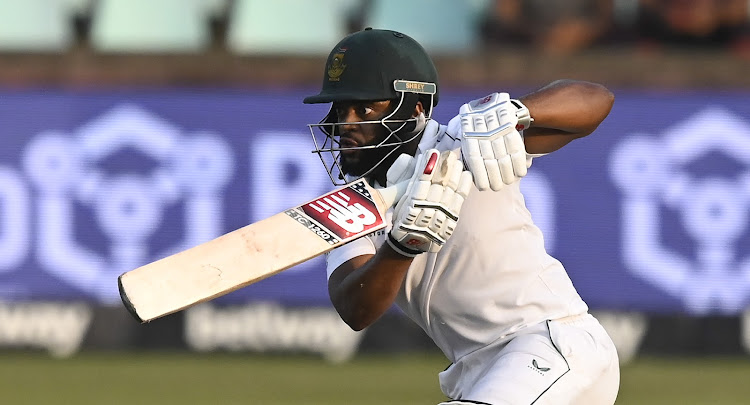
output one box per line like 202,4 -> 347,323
304,27 -> 439,106
305,28 -> 439,185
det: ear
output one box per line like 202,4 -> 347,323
412,101 -> 425,118
412,100 -> 427,132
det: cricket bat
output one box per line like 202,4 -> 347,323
118,178 -> 408,323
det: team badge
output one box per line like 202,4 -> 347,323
327,51 -> 346,82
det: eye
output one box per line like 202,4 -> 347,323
334,106 -> 347,119
334,104 -> 375,120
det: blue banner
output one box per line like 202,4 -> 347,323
0,89 -> 748,314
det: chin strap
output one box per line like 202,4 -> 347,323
412,112 -> 427,132
384,92 -> 422,135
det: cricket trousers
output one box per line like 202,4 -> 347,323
438,313 -> 620,405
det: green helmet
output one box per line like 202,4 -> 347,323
304,28 -> 439,107
305,28 -> 439,186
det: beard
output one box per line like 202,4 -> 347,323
339,131 -> 420,185
338,124 -> 392,178
340,143 -> 398,178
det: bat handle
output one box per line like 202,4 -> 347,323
376,180 -> 409,208
376,148 -> 462,208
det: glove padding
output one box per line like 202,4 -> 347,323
387,149 -> 473,257
460,92 -> 530,191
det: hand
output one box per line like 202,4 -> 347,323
386,153 -> 417,187
387,149 -> 472,256
459,92 -> 531,191
385,120 -> 442,188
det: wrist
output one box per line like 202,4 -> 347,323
511,98 -> 533,131
386,232 -> 422,258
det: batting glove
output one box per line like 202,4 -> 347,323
459,92 -> 533,191
387,149 -> 473,257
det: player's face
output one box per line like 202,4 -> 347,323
333,100 -> 396,177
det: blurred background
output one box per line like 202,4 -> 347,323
0,1 -> 750,404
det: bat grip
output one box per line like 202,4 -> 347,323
376,147 -> 463,208
377,180 -> 409,208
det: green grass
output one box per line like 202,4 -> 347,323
618,356 -> 750,405
0,352 -> 749,404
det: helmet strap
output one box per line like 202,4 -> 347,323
385,92 -> 421,135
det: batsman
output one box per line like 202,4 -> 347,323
304,28 -> 619,404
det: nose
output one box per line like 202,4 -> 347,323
337,106 -> 360,124
337,109 -> 361,135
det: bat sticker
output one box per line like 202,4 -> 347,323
288,179 -> 385,242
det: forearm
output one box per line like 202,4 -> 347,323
329,150 -> 468,329
519,79 -> 614,154
328,244 -> 413,331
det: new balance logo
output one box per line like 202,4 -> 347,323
299,180 -> 385,240
307,191 -> 377,234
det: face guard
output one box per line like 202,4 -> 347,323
308,80 -> 436,185
304,28 -> 440,185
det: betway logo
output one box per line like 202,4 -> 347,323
0,302 -> 92,357
184,303 -> 363,363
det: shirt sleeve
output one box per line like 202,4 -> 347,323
325,235 -> 377,279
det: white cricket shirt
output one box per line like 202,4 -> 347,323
326,117 -> 589,364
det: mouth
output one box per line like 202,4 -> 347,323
338,137 -> 359,152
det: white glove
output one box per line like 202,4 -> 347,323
385,119 -> 441,188
459,92 -> 532,191
386,153 -> 417,187
387,149 -> 473,256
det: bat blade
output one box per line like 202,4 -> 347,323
118,179 -> 406,323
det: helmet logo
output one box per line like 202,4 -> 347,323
327,52 -> 347,82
